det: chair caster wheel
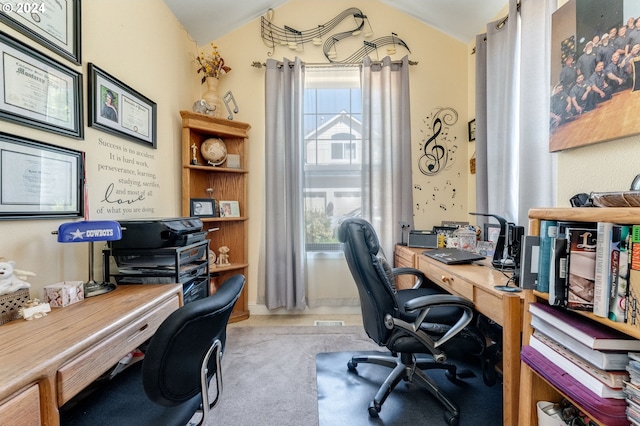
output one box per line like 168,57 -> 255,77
368,402 -> 380,418
347,360 -> 358,371
444,412 -> 458,425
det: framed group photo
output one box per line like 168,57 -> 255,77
88,63 -> 157,148
0,132 -> 83,219
0,31 -> 83,138
0,0 -> 81,64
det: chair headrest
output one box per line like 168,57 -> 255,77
338,218 -> 380,256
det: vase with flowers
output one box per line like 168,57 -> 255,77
196,43 -> 231,117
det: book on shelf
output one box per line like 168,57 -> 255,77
549,236 -> 568,306
566,226 -> 597,311
529,302 -> 640,351
594,222 -> 613,317
536,219 -> 557,293
530,331 -> 628,396
609,225 -> 630,323
530,315 -> 629,370
628,225 -> 640,327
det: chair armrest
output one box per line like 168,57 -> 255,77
404,294 -> 474,312
391,267 -> 425,289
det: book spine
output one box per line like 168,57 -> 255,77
549,237 -> 567,306
628,226 -> 640,326
609,225 -> 629,322
537,220 -> 557,293
566,227 -> 597,311
594,222 -> 613,317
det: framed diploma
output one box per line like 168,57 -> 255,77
0,132 -> 83,219
0,31 -> 83,138
0,0 -> 81,64
88,63 -> 157,148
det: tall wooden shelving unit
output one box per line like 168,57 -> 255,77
519,207 -> 640,425
180,110 -> 250,322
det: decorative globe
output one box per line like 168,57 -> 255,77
201,138 -> 227,166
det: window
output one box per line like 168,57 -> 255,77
303,66 -> 361,252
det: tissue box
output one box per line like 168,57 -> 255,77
43,281 -> 84,307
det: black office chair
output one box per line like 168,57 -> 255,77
338,218 -> 485,425
61,275 -> 245,426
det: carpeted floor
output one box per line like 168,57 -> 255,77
212,326 -> 502,426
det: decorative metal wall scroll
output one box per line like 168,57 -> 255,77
260,8 -> 410,64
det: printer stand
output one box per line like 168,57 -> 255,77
103,240 -> 210,304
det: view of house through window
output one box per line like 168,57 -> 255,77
303,66 -> 362,251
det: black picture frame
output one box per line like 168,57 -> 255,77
0,30 -> 83,138
468,119 -> 476,141
190,198 -> 216,217
484,223 -> 501,242
0,0 -> 81,64
0,132 -> 83,219
88,63 -> 157,148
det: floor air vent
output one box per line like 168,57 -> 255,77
314,320 -> 345,326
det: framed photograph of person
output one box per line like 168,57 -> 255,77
190,198 -> 216,218
88,63 -> 157,148
219,200 -> 240,218
0,132 -> 83,219
0,31 -> 83,138
0,0 -> 81,65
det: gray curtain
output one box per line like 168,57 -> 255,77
361,56 -> 413,258
475,0 -> 557,228
264,57 -> 307,310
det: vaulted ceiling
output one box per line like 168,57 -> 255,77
162,0 -> 508,46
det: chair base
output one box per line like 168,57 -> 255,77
347,352 -> 463,425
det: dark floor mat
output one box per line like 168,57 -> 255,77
316,351 -> 502,426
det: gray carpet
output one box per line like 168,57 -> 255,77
212,326 -> 502,426
211,326 -> 379,426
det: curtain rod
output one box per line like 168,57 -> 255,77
470,1 -> 520,55
251,59 -> 417,69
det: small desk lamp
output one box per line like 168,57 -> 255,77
54,220 -> 122,297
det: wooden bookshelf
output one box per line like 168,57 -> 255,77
180,111 -> 250,322
519,207 -> 640,426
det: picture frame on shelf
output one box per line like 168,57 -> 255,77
0,0 -> 82,65
468,119 -> 476,141
226,154 -> 241,169
88,63 -> 157,148
0,132 -> 83,219
0,31 -> 83,139
190,198 -> 216,218
219,200 -> 240,218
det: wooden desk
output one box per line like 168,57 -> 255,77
398,246 -> 524,426
0,284 -> 183,426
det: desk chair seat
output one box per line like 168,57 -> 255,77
338,219 -> 485,425
61,275 -> 245,426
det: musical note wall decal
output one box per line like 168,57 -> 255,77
417,107 -> 458,176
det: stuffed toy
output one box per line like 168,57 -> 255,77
0,260 -> 34,296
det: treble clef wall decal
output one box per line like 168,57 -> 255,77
417,107 -> 458,176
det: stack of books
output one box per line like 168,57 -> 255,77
626,353 -> 640,424
522,302 -> 638,425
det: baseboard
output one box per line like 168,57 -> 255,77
248,304 -> 362,316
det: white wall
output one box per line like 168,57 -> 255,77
0,0 -> 199,296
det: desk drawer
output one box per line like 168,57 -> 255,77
418,257 -> 474,301
57,295 -> 180,405
0,384 -> 40,426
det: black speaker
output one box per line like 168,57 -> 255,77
407,230 -> 438,248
